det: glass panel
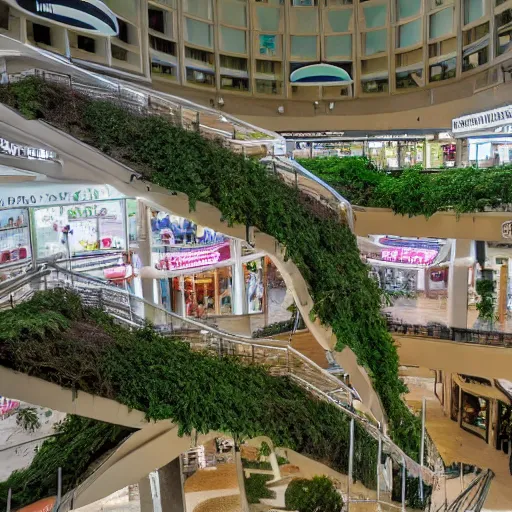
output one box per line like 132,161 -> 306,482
364,29 -> 387,55
363,4 -> 387,28
463,22 -> 489,45
398,18 -> 422,48
291,35 -> 317,58
185,18 -> 213,48
259,34 -> 280,56
396,68 -> 423,89
361,76 -> 388,93
327,9 -> 352,32
184,0 -> 212,20
462,44 -> 488,71
102,0 -> 138,23
220,55 -> 247,70
429,8 -> 453,39
461,392 -> 489,441
496,25 -> 512,57
397,0 -> 421,20
221,76 -> 250,91
325,34 -> 352,58
464,0 -> 485,26
256,6 -> 281,31
186,67 -> 216,85
255,79 -> 283,94
292,8 -> 318,32
220,26 -> 247,53
245,259 -> 264,314
429,56 -> 456,81
220,0 -> 247,27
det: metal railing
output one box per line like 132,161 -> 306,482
387,319 -> 512,347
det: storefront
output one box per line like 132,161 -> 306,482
452,105 -> 512,167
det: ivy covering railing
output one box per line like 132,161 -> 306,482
0,77 -> 419,464
297,156 -> 512,217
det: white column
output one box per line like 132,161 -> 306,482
137,202 -> 155,304
232,239 -> 245,315
0,58 -> 7,84
447,239 -> 472,329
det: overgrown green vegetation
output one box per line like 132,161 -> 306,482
244,474 -> 275,504
0,78 -> 418,459
16,407 -> 40,433
0,415 -> 132,511
298,156 -> 512,217
476,278 -> 496,325
285,476 -> 342,512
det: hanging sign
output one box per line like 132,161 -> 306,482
381,248 -> 438,266
452,105 -> 512,134
502,221 -> 512,240
4,0 -> 119,36
0,137 -> 57,161
156,242 -> 231,272
0,184 -> 124,208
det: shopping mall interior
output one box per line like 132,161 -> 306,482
0,1 -> 512,511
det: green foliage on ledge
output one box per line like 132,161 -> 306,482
0,78 -> 418,458
0,290 -> 384,501
298,156 -> 512,217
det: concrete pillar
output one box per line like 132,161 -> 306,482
139,475 -> 160,512
0,57 -> 7,85
268,452 -> 281,482
447,239 -> 472,329
138,202 -> 156,304
232,239 -> 245,315
158,459 -> 186,512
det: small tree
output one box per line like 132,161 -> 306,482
476,278 -> 495,329
285,476 -> 342,512
16,407 -> 41,433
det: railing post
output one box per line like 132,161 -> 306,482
377,437 -> 382,503
347,418 -> 354,511
401,456 -> 406,512
251,344 -> 255,365
419,397 -> 426,503
6,488 -> 11,512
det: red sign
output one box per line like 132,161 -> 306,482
381,248 -> 438,266
17,497 -> 56,512
157,243 -> 231,272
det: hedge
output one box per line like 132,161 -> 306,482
0,78 -> 419,459
298,156 -> 512,217
285,476 -> 342,512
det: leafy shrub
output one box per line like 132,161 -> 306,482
298,156 -> 512,217
285,476 -> 342,512
259,441 -> 272,457
244,474 -> 275,504
242,459 -> 272,470
476,278 -> 496,324
16,407 -> 41,433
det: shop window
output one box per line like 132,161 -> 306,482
463,0 -> 486,26
244,259 -> 264,314
397,19 -> 422,48
363,4 -> 387,29
31,23 -> 52,46
75,35 -> 95,53
259,34 -> 279,56
149,35 -> 176,55
361,77 -> 389,93
220,76 -> 250,91
325,35 -> 352,58
429,8 -> 454,39
220,55 -> 248,71
255,79 -> 283,94
0,209 -> 31,269
463,21 -> 489,45
220,26 -> 247,54
111,44 -> 128,61
461,391 -> 489,441
496,9 -> 512,56
397,0 -> 421,20
326,9 -> 352,33
148,8 -> 165,33
151,61 -> 177,80
34,201 -> 127,260
126,199 -> 138,248
290,35 -> 317,58
362,29 -> 387,56
185,47 -> 215,65
429,56 -> 456,81
462,44 -> 488,72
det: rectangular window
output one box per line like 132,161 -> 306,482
328,0 -> 353,5
220,76 -> 249,91
325,34 -> 352,58
463,0 -> 485,26
290,35 -> 317,58
184,0 -> 213,20
259,34 -> 278,56
363,4 -> 387,28
429,56 -> 456,81
32,23 -> 51,46
220,26 -> 247,54
363,29 -> 387,56
220,55 -> 248,71
111,44 -> 128,61
256,60 -> 278,74
148,8 -> 165,33
117,19 -> 129,43
461,391 -> 489,441
185,18 -> 213,48
219,0 -> 247,27
151,61 -> 177,80
186,67 -> 215,86
462,44 -> 488,72
397,0 -> 421,20
256,79 -> 283,94
149,35 -> 176,55
185,47 -> 215,65
256,6 -> 281,31
327,10 -> 352,33
397,18 -> 422,48
361,76 -> 388,93
77,35 -> 95,53
429,7 -> 453,39
396,68 -> 423,89
463,21 -> 489,45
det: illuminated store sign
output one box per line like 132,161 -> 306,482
157,242 -> 231,272
0,137 -> 57,161
381,248 -> 438,266
4,0 -> 119,36
0,184 -> 124,208
452,105 -> 512,134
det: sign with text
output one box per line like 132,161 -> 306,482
0,184 -> 124,208
452,105 -> 512,134
0,137 -> 57,161
381,248 -> 438,266
157,242 -> 231,272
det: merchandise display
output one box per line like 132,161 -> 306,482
0,208 -> 30,267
